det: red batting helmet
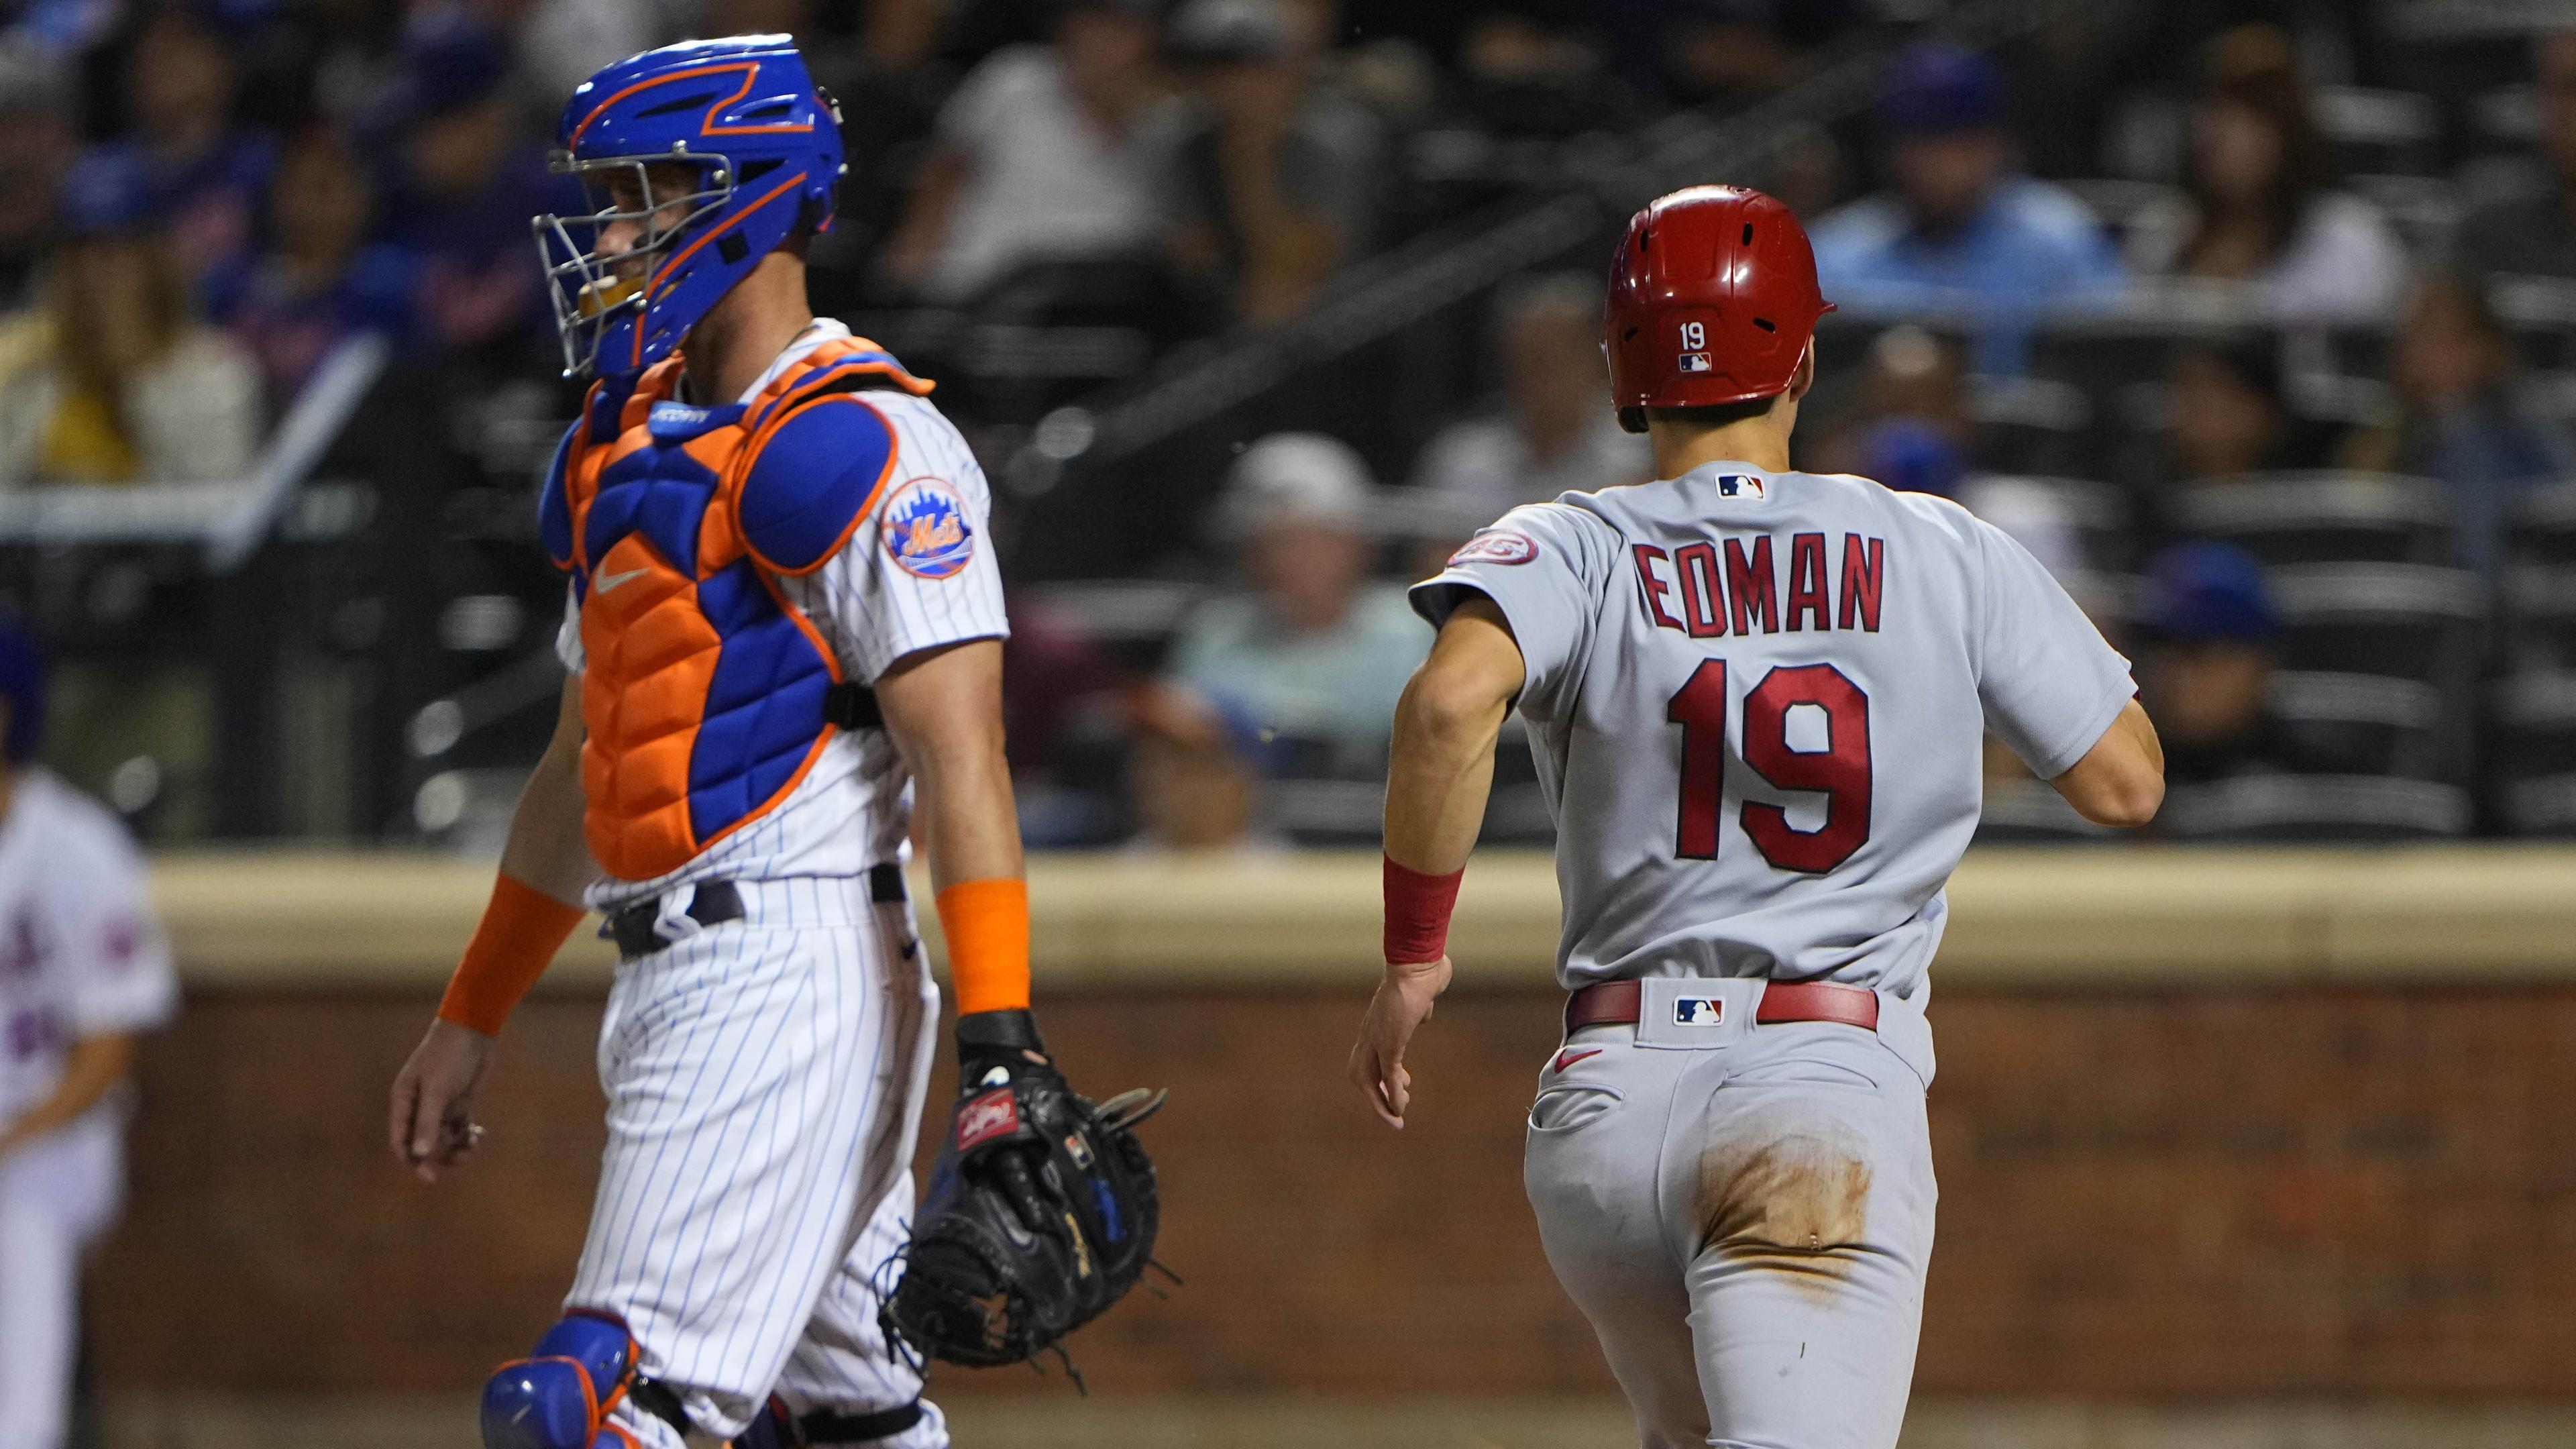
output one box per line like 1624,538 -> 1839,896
1604,185 -> 1834,432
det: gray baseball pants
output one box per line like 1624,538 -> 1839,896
1523,978 -> 1938,1449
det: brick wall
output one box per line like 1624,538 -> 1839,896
91,985 -> 2576,1399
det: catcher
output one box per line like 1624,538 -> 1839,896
384,36 -> 1159,1449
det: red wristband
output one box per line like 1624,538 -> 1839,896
1383,855 -> 1464,965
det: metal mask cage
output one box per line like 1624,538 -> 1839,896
531,152 -> 735,378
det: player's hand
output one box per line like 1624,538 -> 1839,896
1349,955 -> 1452,1130
389,1018 -> 496,1185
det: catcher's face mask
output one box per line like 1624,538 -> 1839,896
533,154 -> 733,380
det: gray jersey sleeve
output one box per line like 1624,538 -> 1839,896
1408,504 -> 1614,713
1971,515 -> 2135,777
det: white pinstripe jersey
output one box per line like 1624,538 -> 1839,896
557,321 -> 1011,911
0,770 -> 176,1124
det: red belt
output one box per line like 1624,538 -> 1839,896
1564,979 -> 1880,1034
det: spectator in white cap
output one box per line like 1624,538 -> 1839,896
1164,432 -> 1430,766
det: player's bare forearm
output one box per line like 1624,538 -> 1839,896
0,1032 -> 135,1157
1360,602 -> 1518,1126
2050,698 -> 2165,828
498,673 -> 600,907
1385,597 -> 1527,875
877,638 -> 1023,890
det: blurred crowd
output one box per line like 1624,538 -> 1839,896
994,11 -> 2576,850
1,0 -> 2573,847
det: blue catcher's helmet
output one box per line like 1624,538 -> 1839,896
533,36 -> 844,379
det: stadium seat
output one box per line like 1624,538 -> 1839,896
2494,486 -> 2576,833
2314,86 -> 2443,175
2491,665 -> 2576,835
2267,560 -> 2482,679
2487,274 -> 2576,370
2270,669 -> 2453,779
2498,480 -> 2576,667
1963,380 -> 2095,478
2165,473 -> 2456,566
1480,722 -> 1554,847
1974,777 -> 2116,844
2159,774 -> 2472,840
2349,173 -> 2459,256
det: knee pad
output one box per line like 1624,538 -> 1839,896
482,1311 -> 668,1449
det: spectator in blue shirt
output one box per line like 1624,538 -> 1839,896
367,9 -> 563,362
1807,42 -> 2123,373
205,125 -> 418,408
112,5 -> 278,287
1165,433 -> 1430,771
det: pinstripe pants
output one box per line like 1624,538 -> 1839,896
568,877 -> 945,1446
0,1110 -> 119,1449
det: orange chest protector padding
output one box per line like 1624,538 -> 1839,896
538,336 -> 932,881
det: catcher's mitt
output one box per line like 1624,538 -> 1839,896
885,1010 -> 1168,1375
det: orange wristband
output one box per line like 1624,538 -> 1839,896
935,877 -> 1031,1016
437,873 -> 586,1035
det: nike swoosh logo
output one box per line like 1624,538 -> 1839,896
1550,1047 -> 1603,1074
592,566 -> 653,594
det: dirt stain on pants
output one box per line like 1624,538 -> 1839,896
1697,1125 -> 1872,1298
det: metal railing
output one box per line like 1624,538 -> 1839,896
0,335 -> 390,568
1010,0 -> 2074,489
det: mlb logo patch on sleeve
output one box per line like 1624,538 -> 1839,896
884,479 -> 975,578
1450,529 -> 1538,566
1673,996 -> 1726,1026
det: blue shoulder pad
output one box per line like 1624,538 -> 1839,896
738,394 -> 898,575
536,419 -> 581,572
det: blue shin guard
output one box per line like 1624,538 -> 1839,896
482,1312 -> 655,1449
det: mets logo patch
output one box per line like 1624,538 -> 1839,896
1673,996 -> 1726,1026
1450,529 -> 1538,566
884,479 -> 975,579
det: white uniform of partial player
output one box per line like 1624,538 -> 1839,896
553,321 -> 1005,1448
1413,462 -> 2134,1449
0,769 -> 176,1449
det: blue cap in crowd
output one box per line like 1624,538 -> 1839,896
2144,541 -> 2279,645
0,611 -> 44,764
1880,42 -> 2006,136
1858,417 -> 1964,499
56,146 -> 162,239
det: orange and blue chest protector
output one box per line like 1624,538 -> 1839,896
539,335 -> 932,881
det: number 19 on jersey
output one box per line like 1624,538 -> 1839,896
1666,659 -> 1873,873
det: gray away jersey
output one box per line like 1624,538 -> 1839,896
1412,462 -> 2134,1004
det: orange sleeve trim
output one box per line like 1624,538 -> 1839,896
936,877 -> 1031,1016
436,874 -> 586,1036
